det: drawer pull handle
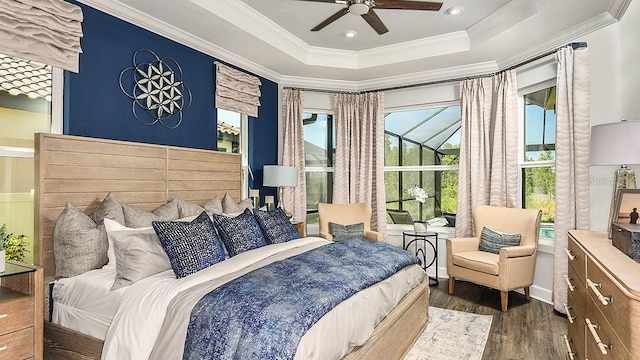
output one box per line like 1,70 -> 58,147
564,248 -> 577,261
563,335 -> 576,360
564,275 -> 576,292
563,303 -> 575,324
586,318 -> 611,355
0,345 -> 6,351
587,279 -> 613,305
0,314 -> 7,319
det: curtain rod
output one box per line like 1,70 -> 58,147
283,42 -> 587,94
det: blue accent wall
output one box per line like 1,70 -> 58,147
65,3 -> 278,197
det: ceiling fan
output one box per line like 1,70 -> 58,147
301,0 -> 443,35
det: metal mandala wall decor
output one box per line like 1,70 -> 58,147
119,49 -> 192,129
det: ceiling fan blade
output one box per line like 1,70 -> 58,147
362,9 -> 389,35
375,0 -> 443,11
298,0 -> 343,3
311,7 -> 349,31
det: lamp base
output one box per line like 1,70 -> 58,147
278,187 -> 293,219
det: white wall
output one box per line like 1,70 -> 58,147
301,2 -> 640,305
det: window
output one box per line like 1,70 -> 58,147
217,108 -> 250,196
303,113 -> 334,224
384,105 -> 461,225
521,86 -> 556,238
0,54 -> 58,263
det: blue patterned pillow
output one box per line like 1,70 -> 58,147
478,227 -> 522,254
329,222 -> 364,241
253,208 -> 300,244
213,208 -> 269,257
152,211 -> 225,278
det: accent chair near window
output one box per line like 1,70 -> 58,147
318,202 -> 384,242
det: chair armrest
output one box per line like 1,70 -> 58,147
446,237 -> 480,254
499,244 -> 536,258
364,230 -> 384,242
320,232 -> 334,241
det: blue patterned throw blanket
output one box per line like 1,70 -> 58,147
182,238 -> 419,360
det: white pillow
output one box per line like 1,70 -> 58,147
104,219 -> 172,290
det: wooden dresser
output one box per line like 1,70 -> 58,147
564,230 -> 640,360
0,262 -> 43,360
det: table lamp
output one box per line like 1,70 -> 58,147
589,120 -> 640,237
263,165 -> 298,218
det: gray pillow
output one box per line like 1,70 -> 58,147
203,197 -> 223,215
90,192 -> 124,226
478,227 -> 522,254
176,199 -> 206,218
221,192 -> 253,213
54,203 -> 109,278
122,200 -> 180,228
104,219 -> 172,290
328,222 -> 365,241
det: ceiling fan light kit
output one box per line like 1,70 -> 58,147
305,0 -> 443,35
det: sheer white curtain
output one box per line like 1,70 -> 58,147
456,71 -> 518,237
281,89 -> 307,223
553,46 -> 591,313
333,92 -> 386,234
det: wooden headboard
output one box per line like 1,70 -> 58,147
34,133 -> 242,286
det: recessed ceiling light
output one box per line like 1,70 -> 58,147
446,6 -> 464,15
345,30 -> 357,38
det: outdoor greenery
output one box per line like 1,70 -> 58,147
0,223 -> 30,262
524,151 -> 556,222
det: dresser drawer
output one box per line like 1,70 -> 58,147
0,327 -> 34,360
566,292 -> 585,360
585,297 -> 630,360
567,236 -> 586,285
585,256 -> 634,348
0,296 -> 34,335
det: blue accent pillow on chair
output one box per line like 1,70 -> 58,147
254,207 -> 300,244
478,227 -> 522,254
152,211 -> 225,278
329,222 -> 364,241
213,208 -> 269,257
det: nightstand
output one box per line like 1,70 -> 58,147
292,221 -> 306,237
0,261 -> 43,360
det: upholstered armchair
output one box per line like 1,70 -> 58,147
317,202 -> 384,241
446,205 -> 542,312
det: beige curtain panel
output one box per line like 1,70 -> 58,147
282,89 -> 307,223
215,62 -> 262,117
0,0 -> 83,72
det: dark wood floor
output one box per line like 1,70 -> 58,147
429,278 -> 567,360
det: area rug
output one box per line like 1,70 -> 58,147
404,306 -> 493,360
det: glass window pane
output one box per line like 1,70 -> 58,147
522,166 -> 556,224
385,171 -> 399,203
217,109 -> 241,153
305,171 -> 332,224
524,87 -> 556,161
303,113 -> 334,167
385,133 -> 399,166
440,170 -> 458,214
402,140 -> 421,166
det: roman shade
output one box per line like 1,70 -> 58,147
215,62 -> 261,117
0,0 -> 83,73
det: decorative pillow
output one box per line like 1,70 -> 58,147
53,203 -> 109,278
152,212 -> 225,278
253,207 -> 300,244
175,199 -> 206,218
122,200 -> 180,228
104,219 -> 172,290
213,208 -> 269,257
478,227 -> 522,254
203,197 -> 223,215
90,192 -> 125,226
221,192 -> 253,213
329,222 -> 365,241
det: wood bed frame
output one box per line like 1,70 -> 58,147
34,133 -> 429,359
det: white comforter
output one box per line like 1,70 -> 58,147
101,237 -> 425,360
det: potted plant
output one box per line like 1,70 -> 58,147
0,224 -> 30,271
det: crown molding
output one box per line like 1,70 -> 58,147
467,0 -> 537,46
497,11 -> 618,69
280,61 -> 499,93
76,0 -> 282,82
608,0 -> 633,19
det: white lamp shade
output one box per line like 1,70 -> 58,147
263,165 -> 298,187
590,120 -> 640,166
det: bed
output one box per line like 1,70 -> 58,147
34,133 -> 429,360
